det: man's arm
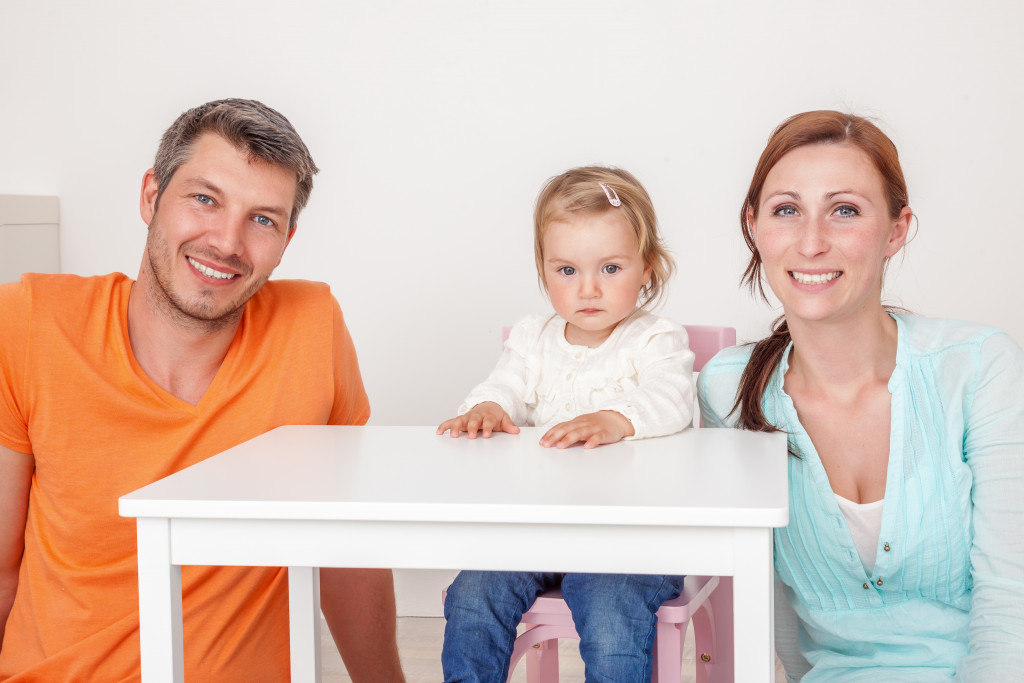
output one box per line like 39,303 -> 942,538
320,567 -> 405,682
0,443 -> 33,650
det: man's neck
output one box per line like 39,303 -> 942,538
126,280 -> 242,406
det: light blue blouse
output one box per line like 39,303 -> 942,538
697,313 -> 1024,682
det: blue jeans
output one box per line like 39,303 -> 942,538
442,571 -> 685,683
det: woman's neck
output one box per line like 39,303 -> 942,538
784,307 -> 898,400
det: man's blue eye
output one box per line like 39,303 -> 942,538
254,215 -> 274,227
559,266 -> 575,276
195,194 -> 213,205
603,264 -> 620,275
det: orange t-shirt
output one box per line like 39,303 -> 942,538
0,273 -> 370,681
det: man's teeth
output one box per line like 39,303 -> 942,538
188,257 -> 236,280
791,271 -> 840,285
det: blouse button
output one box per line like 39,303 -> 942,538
564,402 -> 572,411
565,373 -> 572,380
883,543 -> 890,552
862,583 -> 870,590
876,578 -> 884,587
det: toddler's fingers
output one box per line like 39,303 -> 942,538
465,414 -> 484,439
500,415 -> 520,434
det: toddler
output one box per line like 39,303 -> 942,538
437,166 -> 695,682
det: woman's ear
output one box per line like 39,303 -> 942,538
885,206 -> 913,257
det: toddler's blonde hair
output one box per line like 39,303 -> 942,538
533,166 -> 674,309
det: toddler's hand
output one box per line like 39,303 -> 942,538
437,402 -> 521,439
540,411 -> 635,449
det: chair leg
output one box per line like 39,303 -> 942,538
525,639 -> 560,683
652,620 -> 685,683
508,624 -> 562,683
691,603 -> 716,683
705,575 -> 733,683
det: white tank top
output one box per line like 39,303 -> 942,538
834,493 -> 884,573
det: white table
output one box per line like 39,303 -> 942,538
119,425 -> 788,682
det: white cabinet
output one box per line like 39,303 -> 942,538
0,195 -> 60,284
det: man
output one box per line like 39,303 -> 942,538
0,99 -> 405,681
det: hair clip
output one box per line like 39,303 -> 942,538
599,183 -> 622,207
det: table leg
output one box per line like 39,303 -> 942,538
288,566 -> 322,683
731,528 -> 775,683
136,517 -> 184,683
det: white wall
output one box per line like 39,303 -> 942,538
3,1 -> 1022,615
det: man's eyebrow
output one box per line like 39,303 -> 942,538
180,176 -> 224,196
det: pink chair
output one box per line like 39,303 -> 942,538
454,324 -> 738,683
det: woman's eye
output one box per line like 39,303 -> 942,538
558,266 -> 575,276
254,215 -> 275,227
772,205 -> 797,217
835,205 -> 859,217
602,264 -> 621,275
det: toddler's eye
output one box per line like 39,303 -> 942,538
558,266 -> 576,276
602,264 -> 620,275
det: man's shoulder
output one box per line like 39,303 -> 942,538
0,272 -> 130,314
252,279 -> 331,304
245,280 -> 339,337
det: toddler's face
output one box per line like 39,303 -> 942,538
542,209 -> 651,348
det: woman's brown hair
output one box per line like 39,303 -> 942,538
733,111 -> 910,433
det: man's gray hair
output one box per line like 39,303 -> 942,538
153,98 -> 318,228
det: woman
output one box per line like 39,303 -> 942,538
698,110 -> 1024,681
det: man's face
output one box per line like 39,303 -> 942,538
138,133 -> 297,328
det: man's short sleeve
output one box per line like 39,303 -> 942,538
0,279 -> 32,453
328,298 -> 370,426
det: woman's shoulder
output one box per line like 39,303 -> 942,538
894,311 -> 1010,353
701,342 -> 755,373
894,312 -> 1024,379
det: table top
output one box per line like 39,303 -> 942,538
119,426 -> 788,528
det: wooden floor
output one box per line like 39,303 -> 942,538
322,616 -> 709,682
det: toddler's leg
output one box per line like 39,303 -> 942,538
442,570 -> 561,683
561,572 -> 685,683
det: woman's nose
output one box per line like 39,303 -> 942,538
796,215 -> 829,257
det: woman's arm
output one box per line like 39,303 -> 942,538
958,331 -> 1024,680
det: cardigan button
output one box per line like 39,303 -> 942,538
876,578 -> 884,587
862,583 -> 870,590
884,543 -> 890,552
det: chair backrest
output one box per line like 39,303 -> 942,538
503,323 -> 736,371
683,325 -> 737,372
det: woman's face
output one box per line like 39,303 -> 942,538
749,143 -> 911,327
